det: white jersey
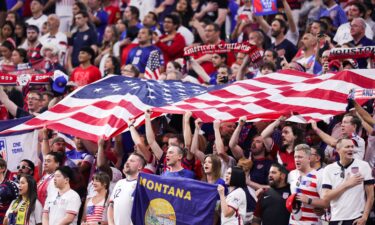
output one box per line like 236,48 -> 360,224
220,156 -> 237,179
322,159 -> 374,221
109,178 -> 137,225
56,0 -> 74,17
288,169 -> 322,225
333,22 -> 374,45
221,188 -> 247,225
26,15 -> 48,32
43,189 -> 82,225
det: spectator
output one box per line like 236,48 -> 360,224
123,5 -> 142,42
103,0 -> 121,25
95,25 -> 121,74
19,25 -> 43,63
141,11 -> 162,36
269,18 -> 298,62
103,56 -> 121,76
333,1 -> 373,45
128,0 -> 156,22
14,21 -> 26,46
310,113 -> 365,160
154,14 -> 186,65
81,171 -> 110,225
42,166 -> 82,225
4,174 -> 42,225
174,0 -> 194,28
14,159 -> 35,183
349,17 -> 374,68
217,166 -> 250,225
230,117 -> 274,189
0,40 -> 15,66
287,144 -> 328,224
55,0 -> 74,33
0,88 -> 42,118
87,0 -> 109,44
162,145 -> 195,178
0,158 -> 19,225
120,64 -> 140,78
0,21 -> 15,44
259,61 -> 277,76
26,0 -> 47,32
293,32 -> 319,74
319,0 -> 347,29
70,46 -> 102,87
252,163 -> 291,225
322,137 -> 374,225
108,153 -> 146,225
69,11 -> 98,68
39,14 -> 68,67
126,27 -> 164,75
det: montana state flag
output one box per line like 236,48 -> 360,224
131,173 -> 218,225
253,0 -> 278,16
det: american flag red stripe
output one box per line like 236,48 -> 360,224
1,75 -> 208,142
144,50 -> 161,80
152,69 -> 374,123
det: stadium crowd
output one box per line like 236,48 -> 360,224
0,0 -> 375,225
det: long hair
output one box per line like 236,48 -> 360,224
229,166 -> 256,212
93,171 -> 111,205
18,174 -> 37,222
204,154 -> 221,182
281,123 -> 304,152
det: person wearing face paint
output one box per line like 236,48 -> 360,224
322,137 -> 374,225
218,166 -> 254,225
261,116 -> 304,171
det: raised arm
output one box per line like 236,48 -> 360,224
190,118 -> 206,163
282,0 -> 297,33
309,120 -> 338,147
214,120 -> 229,163
145,110 -> 164,160
229,116 -> 246,160
353,100 -> 375,126
254,16 -> 270,34
0,86 -> 18,117
129,118 -> 152,161
97,138 -> 108,168
188,57 -> 211,83
261,116 -> 285,151
236,55 -> 250,81
183,111 -> 194,160
41,127 -> 51,156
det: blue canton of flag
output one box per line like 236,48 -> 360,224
86,206 -> 95,215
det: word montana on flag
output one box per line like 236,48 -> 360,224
2,75 -> 210,141
153,69 -> 375,123
131,173 -> 218,225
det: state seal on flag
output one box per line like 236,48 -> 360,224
145,198 -> 176,225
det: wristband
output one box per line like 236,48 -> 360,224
307,198 -> 312,205
129,124 -> 135,128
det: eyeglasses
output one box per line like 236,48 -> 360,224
27,97 -> 40,101
17,165 -> 30,170
340,166 -> 345,179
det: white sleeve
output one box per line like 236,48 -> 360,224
226,189 -> 243,210
362,161 -> 374,182
33,200 -> 43,224
66,192 -> 82,215
322,166 -> 333,189
109,180 -> 121,202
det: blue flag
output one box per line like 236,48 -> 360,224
131,173 -> 218,225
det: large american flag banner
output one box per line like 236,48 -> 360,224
153,69 -> 375,123
2,76 -> 209,141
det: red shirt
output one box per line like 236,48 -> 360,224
70,65 -> 102,87
156,33 -> 186,65
104,5 -> 121,24
271,143 -> 296,171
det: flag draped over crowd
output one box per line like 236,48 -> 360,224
2,69 -> 375,141
153,69 -> 375,123
1,75 -> 210,141
131,173 -> 218,225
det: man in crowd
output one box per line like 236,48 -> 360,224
70,47 -> 101,87
270,19 -> 297,62
252,163 -> 291,225
322,137 -> 374,225
108,153 -> 146,225
162,145 -> 195,178
26,0 -> 47,31
42,166 -> 81,225
87,0 -> 108,44
19,25 -> 43,62
0,88 -> 43,118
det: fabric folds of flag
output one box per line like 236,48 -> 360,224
153,69 -> 375,123
131,173 -> 218,225
144,50 -> 162,80
1,76 -> 209,142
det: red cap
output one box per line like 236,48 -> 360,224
286,193 -> 302,220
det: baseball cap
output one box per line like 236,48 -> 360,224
80,46 -> 96,59
286,193 -> 302,220
51,137 -> 65,145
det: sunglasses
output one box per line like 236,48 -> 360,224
340,166 -> 345,179
17,165 -> 31,170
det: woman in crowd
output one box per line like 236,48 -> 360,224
95,25 -> 120,74
14,22 -> 26,47
11,48 -> 28,66
3,174 -> 42,225
81,171 -> 110,225
0,40 -> 15,66
103,56 -> 121,76
0,21 -> 15,44
218,166 -> 252,225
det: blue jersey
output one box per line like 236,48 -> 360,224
66,149 -> 94,166
94,9 -> 109,44
70,28 -> 98,67
162,169 -> 195,179
126,45 -> 164,73
320,4 -> 347,28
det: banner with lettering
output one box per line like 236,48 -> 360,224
131,173 -> 218,225
253,0 -> 277,16
0,116 -> 38,172
0,72 -> 52,86
328,46 -> 375,61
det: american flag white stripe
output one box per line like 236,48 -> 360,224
1,76 -> 208,141
153,69 -> 375,122
144,50 -> 161,80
